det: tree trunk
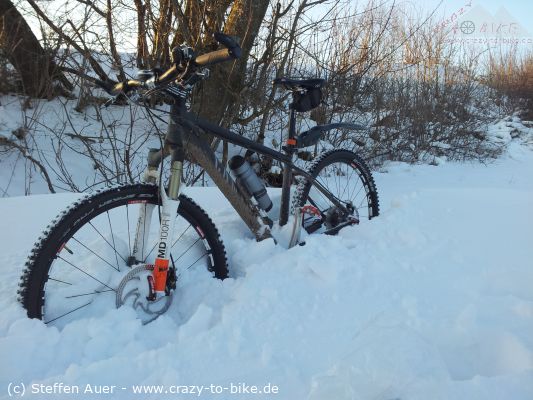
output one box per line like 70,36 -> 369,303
0,0 -> 72,97
193,0 -> 270,127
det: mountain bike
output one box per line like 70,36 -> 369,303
18,33 -> 379,326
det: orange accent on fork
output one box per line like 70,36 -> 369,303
152,258 -> 169,292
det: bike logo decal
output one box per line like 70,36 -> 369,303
153,258 -> 169,292
157,217 -> 170,259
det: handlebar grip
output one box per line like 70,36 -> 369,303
109,80 -> 144,95
109,82 -> 126,95
194,48 -> 240,67
157,65 -> 178,84
214,32 -> 240,50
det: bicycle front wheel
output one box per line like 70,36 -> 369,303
18,184 -> 227,327
292,149 -> 379,234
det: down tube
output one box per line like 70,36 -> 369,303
183,132 -> 273,242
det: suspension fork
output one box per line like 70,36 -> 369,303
131,106 -> 185,299
146,165 -> 180,300
129,153 -> 183,299
128,150 -> 158,266
147,142 -> 184,299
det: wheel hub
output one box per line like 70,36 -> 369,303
324,201 -> 359,229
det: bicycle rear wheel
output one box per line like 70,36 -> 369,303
18,184 -> 227,327
292,149 -> 379,234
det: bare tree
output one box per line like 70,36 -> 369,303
0,0 -> 72,97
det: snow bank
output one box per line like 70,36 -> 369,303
1,143 -> 532,399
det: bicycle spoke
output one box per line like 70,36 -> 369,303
349,175 -> 363,202
57,255 -> 116,292
126,203 -> 132,258
141,203 -> 147,261
44,301 -> 92,324
317,183 -> 347,212
341,166 -> 356,199
173,237 -> 202,263
351,183 -> 365,206
107,211 -> 121,271
143,241 -> 158,263
48,277 -> 72,285
185,252 -> 210,271
71,237 -> 119,272
172,224 -> 193,249
88,221 -> 128,265
336,167 -> 342,197
358,195 -> 367,210
312,179 -> 336,209
65,289 -> 114,299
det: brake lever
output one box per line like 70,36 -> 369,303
182,68 -> 210,88
198,68 -> 210,78
104,96 -> 120,108
103,90 -> 141,108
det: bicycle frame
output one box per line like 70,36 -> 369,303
130,97 -> 354,295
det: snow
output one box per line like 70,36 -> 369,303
1,128 -> 533,398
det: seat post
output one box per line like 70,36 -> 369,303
288,105 -> 297,140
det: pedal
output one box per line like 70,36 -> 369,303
303,217 -> 323,234
301,205 -> 323,233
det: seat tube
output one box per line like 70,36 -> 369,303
279,108 -> 297,226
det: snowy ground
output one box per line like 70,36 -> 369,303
0,131 -> 532,399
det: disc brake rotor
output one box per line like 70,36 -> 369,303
116,265 -> 173,325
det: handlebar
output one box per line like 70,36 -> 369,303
104,32 -> 241,96
194,48 -> 236,67
108,80 -> 144,96
195,32 -> 241,67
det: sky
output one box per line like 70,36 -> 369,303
23,0 -> 533,55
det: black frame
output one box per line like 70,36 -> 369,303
148,97 -> 354,241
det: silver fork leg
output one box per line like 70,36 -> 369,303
130,202 -> 155,265
130,160 -> 183,266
